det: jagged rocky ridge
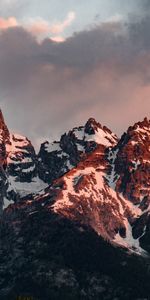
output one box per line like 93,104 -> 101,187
38,117 -> 117,183
1,111 -> 150,299
1,113 -> 150,253
2,116 -> 118,205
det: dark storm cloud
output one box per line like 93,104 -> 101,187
141,0 -> 150,10
0,8 -> 150,148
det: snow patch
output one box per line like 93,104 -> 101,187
106,149 -> 119,189
8,175 -> 48,198
85,127 -> 116,147
44,141 -> 61,153
3,197 -> 14,209
114,219 -> 146,255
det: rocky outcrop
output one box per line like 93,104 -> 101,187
38,118 -> 118,184
0,114 -> 118,210
4,133 -> 47,202
0,111 -> 47,208
1,113 -> 150,299
6,134 -> 37,181
1,111 -> 150,255
114,118 -> 150,205
0,110 -> 10,211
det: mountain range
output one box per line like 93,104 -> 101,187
0,110 -> 150,299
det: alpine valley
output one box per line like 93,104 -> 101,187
0,110 -> 150,300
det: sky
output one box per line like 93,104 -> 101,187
0,0 -> 150,149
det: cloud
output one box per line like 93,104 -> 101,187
0,12 -> 76,42
23,11 -> 76,41
51,36 -> 65,43
106,13 -> 123,23
0,0 -> 28,17
0,11 -> 150,148
0,0 -> 19,6
26,18 -> 50,36
0,17 -> 18,30
50,11 -> 76,34
140,0 -> 150,11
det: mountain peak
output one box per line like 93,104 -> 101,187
1,113 -> 150,299
0,109 -> 4,122
0,109 -> 10,166
0,109 -> 9,140
134,117 -> 150,133
85,117 -> 102,134
84,118 -> 118,147
127,117 -> 150,133
138,117 -> 150,128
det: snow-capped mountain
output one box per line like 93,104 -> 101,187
38,118 -> 118,183
1,110 -> 150,255
1,110 -> 150,299
0,113 -> 118,208
26,118 -> 150,255
5,133 -> 47,201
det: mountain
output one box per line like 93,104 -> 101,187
1,116 -> 118,208
1,110 -> 150,299
37,117 -> 118,183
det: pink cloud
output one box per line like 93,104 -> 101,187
50,11 -> 76,34
0,12 -> 76,42
51,36 -> 65,43
25,11 -> 76,41
0,17 -> 18,30
27,19 -> 50,36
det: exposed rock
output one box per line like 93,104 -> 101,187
1,113 -> 150,299
38,118 -> 118,184
114,118 -> 150,205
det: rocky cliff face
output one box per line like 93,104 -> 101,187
114,118 -> 150,204
1,111 -> 150,299
24,117 -> 150,255
0,111 -> 47,208
5,133 -> 48,201
0,110 -> 10,212
1,111 -> 150,254
37,118 -> 118,184
0,113 -> 118,209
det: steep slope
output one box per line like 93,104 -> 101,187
1,113 -> 150,255
38,145 -> 144,255
5,133 -> 47,201
0,110 -> 10,212
114,117 -> 150,204
1,114 -> 150,299
38,118 -> 118,183
105,117 -> 150,251
0,111 -> 47,209
110,118 -> 150,252
25,118 -> 150,254
0,113 -> 118,210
